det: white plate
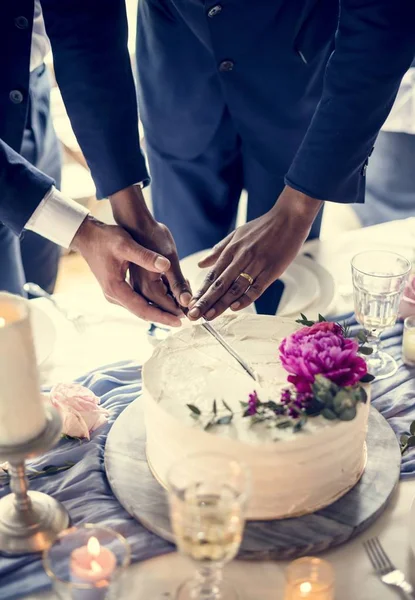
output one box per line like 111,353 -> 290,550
277,262 -> 320,317
29,299 -> 57,366
180,250 -> 335,319
290,255 -> 336,320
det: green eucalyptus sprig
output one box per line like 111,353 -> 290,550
187,400 -> 234,430
400,421 -> 415,455
240,396 -> 308,433
295,314 -> 373,357
310,375 -> 367,421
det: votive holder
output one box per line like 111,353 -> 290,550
402,316 -> 415,367
42,523 -> 131,600
284,557 -> 334,600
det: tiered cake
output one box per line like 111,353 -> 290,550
144,314 -> 370,520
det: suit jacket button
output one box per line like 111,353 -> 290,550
9,90 -> 24,104
15,16 -> 29,29
219,60 -> 234,72
208,5 -> 222,17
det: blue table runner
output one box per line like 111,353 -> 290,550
1,320 -> 414,599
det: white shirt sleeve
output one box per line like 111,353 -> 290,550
25,187 -> 89,248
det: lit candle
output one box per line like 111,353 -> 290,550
403,316 -> 415,366
70,536 -> 116,599
285,557 -> 334,600
0,293 -> 46,445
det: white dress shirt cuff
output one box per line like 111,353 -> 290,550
25,187 -> 89,249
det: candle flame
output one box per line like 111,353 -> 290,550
87,536 -> 101,557
90,560 -> 102,574
300,582 -> 312,594
0,318 -> 5,328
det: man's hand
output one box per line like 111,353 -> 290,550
110,186 -> 192,315
71,215 -> 183,327
187,187 -> 323,321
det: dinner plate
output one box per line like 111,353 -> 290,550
29,299 -> 57,366
180,250 -> 335,319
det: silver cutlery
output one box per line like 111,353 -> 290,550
24,282 -> 85,332
364,536 -> 414,599
200,317 -> 257,381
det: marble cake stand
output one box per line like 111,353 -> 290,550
105,400 -> 401,560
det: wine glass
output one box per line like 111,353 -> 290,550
351,250 -> 411,380
167,453 -> 250,600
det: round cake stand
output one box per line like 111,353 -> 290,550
105,401 -> 401,560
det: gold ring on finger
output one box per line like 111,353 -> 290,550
239,272 -> 254,286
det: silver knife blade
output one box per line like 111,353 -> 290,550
200,318 -> 257,381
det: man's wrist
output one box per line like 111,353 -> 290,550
271,185 -> 323,226
110,184 -> 155,234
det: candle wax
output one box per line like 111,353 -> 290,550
70,544 -> 116,600
0,294 -> 46,445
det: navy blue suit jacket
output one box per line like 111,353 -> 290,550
137,0 -> 415,205
0,0 -> 148,235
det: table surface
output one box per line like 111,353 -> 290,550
26,218 -> 415,600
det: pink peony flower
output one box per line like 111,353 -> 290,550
279,324 -> 367,393
45,383 -> 109,440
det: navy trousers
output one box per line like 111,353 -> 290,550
148,110 -> 323,260
353,130 -> 415,227
0,64 -> 62,295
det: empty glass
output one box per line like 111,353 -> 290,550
351,251 -> 411,380
167,453 -> 250,600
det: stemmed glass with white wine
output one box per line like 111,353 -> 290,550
167,453 -> 250,600
351,250 -> 411,380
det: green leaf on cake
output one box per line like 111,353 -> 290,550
410,422 -> 415,436
213,400 -> 217,415
338,406 -> 357,421
360,373 -> 375,383
318,314 -> 326,322
216,415 -> 233,426
276,420 -> 292,429
322,408 -> 337,420
187,404 -> 201,416
222,400 -> 233,413
358,346 -> 373,356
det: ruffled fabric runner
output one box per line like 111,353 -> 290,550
1,319 -> 415,599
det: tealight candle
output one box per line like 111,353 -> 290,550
70,536 -> 116,599
284,557 -> 334,600
0,293 -> 46,445
403,316 -> 415,367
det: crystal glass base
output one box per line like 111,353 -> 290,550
0,490 -> 70,555
367,351 -> 398,381
176,579 -> 239,600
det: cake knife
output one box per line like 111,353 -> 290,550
200,317 -> 257,381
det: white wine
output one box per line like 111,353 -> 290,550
171,489 -> 244,564
353,289 -> 402,336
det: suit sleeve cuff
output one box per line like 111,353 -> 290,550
25,187 -> 89,249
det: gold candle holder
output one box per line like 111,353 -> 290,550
284,557 -> 334,600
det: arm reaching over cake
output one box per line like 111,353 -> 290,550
187,187 -> 322,320
188,0 -> 415,320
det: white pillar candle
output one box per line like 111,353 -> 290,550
403,316 -> 415,367
0,293 -> 46,445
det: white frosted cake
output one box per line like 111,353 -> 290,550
144,314 -> 370,520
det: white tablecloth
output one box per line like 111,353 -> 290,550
26,218 -> 415,599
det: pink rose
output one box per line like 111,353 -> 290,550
46,383 -> 109,440
279,325 -> 367,393
400,274 -> 415,319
